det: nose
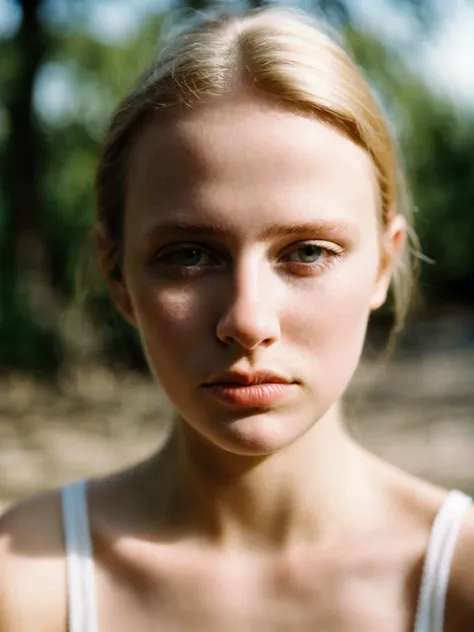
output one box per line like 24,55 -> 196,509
216,261 -> 281,351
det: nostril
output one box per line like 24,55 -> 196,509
216,324 -> 279,351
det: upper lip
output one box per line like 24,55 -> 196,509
203,370 -> 293,386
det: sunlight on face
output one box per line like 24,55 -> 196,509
119,94 -> 389,455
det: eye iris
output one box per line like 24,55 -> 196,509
298,246 -> 322,263
174,248 -> 202,266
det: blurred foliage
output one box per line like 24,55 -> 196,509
0,0 -> 473,374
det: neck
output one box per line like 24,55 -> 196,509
149,404 -> 381,550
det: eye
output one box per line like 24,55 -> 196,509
284,245 -> 324,264
279,241 -> 344,276
157,245 -> 218,267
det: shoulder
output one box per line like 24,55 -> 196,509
0,491 -> 67,632
445,501 -> 474,631
373,465 -> 474,629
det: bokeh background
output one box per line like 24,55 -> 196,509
1,0 -> 473,512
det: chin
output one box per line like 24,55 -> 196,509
197,409 -> 312,457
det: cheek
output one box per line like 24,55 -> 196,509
285,258 -> 377,363
129,281 -> 215,378
141,287 -> 194,325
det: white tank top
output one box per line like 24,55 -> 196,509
61,480 -> 472,632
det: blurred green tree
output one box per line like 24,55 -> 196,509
0,0 -> 59,372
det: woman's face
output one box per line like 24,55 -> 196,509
113,94 -> 402,455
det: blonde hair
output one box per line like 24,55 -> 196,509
96,7 -> 418,340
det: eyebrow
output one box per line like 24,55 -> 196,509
143,219 -> 355,241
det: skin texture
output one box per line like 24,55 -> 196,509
1,93 -> 474,632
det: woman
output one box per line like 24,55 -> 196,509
1,7 -> 474,632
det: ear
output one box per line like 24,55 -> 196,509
370,212 -> 407,311
90,224 -> 138,327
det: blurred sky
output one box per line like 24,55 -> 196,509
0,0 -> 473,112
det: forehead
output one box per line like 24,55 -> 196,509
125,96 -> 378,237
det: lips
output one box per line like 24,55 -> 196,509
203,370 -> 292,387
202,370 -> 296,407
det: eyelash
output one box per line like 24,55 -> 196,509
279,243 -> 342,275
151,241 -> 343,277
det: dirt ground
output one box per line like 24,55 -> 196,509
1,339 -> 474,513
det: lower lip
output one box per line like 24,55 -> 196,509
203,383 -> 295,407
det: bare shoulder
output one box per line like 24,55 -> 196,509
0,491 -> 67,632
445,502 -> 474,631
377,466 -> 474,631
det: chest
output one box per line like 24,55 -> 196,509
94,543 -> 418,632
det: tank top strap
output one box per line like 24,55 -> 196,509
61,480 -> 98,632
414,489 -> 472,632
